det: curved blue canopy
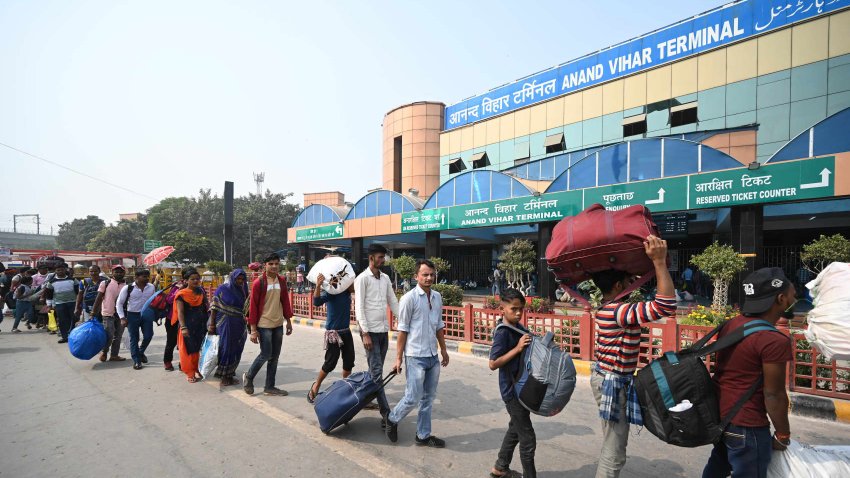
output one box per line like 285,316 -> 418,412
423,170 -> 534,209
767,107 -> 850,163
291,204 -> 347,228
344,190 -> 424,220
545,138 -> 741,193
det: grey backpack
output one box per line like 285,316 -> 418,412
495,322 -> 577,417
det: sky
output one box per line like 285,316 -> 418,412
1,0 -> 722,235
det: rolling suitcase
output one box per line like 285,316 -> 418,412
313,371 -> 396,434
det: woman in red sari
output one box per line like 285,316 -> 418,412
173,269 -> 209,383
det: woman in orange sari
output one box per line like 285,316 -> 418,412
173,268 -> 209,383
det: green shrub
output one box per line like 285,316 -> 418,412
205,260 -> 234,277
482,296 -> 500,310
432,283 -> 463,306
526,297 -> 554,313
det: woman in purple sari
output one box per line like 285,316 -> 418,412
210,268 -> 248,386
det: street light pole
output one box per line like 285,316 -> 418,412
249,223 -> 253,263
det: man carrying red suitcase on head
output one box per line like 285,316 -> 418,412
590,235 -> 677,478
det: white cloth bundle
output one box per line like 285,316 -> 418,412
767,440 -> 850,477
804,262 -> 850,361
306,256 -> 355,295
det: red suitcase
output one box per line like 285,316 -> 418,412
545,203 -> 661,286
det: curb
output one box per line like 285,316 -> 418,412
291,316 -> 850,424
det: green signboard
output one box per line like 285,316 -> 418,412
143,240 -> 162,253
584,176 -> 688,213
688,156 -> 834,209
399,156 -> 837,233
295,224 -> 344,242
401,207 -> 448,233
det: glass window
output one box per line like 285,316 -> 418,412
365,194 -> 377,217
602,112 -> 624,143
582,117 -> 602,146
702,147 -> 741,171
471,171 -> 490,203
726,78 -> 757,115
453,172 -> 472,205
513,163 -> 528,179
376,191 -> 391,216
792,60 -> 828,102
664,140 -> 698,177
646,102 -> 669,133
828,63 -> 850,95
321,206 -> 332,223
790,97 -> 827,140
555,153 -> 570,177
565,123 -> 582,149
540,157 -> 556,180
391,192 -> 402,214
757,78 -> 790,109
629,140 -> 662,181
757,103 -> 791,144
529,132 -> 546,159
436,183 -> 453,207
569,154 -> 596,189
547,172 -> 568,193
597,144 -> 627,186
402,199 -> 415,213
491,173 -> 512,200
813,106 -> 850,157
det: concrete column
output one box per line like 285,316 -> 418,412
425,231 -> 440,259
730,204 -> 764,306
351,238 -> 364,273
537,222 -> 557,300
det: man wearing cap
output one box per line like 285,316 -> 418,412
702,267 -> 796,478
92,265 -> 128,362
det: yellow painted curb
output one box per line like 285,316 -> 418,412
457,342 -> 473,355
574,360 -> 592,376
834,399 -> 850,423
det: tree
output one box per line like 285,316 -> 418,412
499,239 -> 536,295
387,254 -> 416,290
691,242 -> 746,309
232,191 -> 301,265
162,231 -> 219,265
57,215 -> 105,250
146,190 -> 224,241
205,260 -> 234,276
801,234 -> 850,274
428,256 -> 451,281
86,217 -> 147,253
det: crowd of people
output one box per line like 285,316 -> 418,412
0,237 -> 797,478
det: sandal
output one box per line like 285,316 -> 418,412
307,382 -> 318,404
490,470 -> 522,478
187,376 -> 198,383
194,373 -> 204,381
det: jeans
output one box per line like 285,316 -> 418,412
365,332 -> 390,414
389,355 -> 441,440
495,397 -> 537,478
126,312 -> 153,364
591,371 -> 630,478
163,317 -> 178,364
13,300 -> 33,329
101,315 -> 125,357
247,326 -> 283,390
702,425 -> 772,478
54,302 -> 76,340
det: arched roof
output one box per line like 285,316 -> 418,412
423,170 -> 534,209
291,204 -> 350,228
767,107 -> 850,163
545,138 -> 741,193
344,190 -> 425,220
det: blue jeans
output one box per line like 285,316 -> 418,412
247,326 -> 283,390
365,332 -> 390,414
702,425 -> 772,478
389,355 -> 441,440
54,302 -> 76,339
126,312 -> 154,364
13,300 -> 33,329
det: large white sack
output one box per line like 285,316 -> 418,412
804,262 -> 850,361
306,256 -> 355,295
767,440 -> 850,477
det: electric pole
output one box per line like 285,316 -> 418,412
13,214 -> 40,234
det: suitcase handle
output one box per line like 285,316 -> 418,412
380,371 -> 397,389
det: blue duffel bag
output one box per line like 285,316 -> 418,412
68,318 -> 108,360
314,371 -> 395,434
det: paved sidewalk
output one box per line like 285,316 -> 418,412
1,323 -> 848,477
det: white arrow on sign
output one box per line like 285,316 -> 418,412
800,168 -> 832,189
334,225 -> 342,234
440,213 -> 445,225
645,188 -> 666,205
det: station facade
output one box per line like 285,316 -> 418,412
288,0 -> 850,300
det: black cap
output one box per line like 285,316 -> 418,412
741,267 -> 791,315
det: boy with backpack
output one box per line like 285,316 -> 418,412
702,268 -> 795,478
590,235 -> 676,478
76,265 -> 106,322
489,288 -> 535,478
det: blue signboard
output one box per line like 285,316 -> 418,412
444,0 -> 848,130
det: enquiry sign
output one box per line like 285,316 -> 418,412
295,224 -> 344,242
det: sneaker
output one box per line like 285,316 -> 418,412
57,338 -> 68,343
164,361 -> 174,372
243,372 -> 254,395
386,420 -> 398,443
133,363 -> 143,370
26,324 -> 32,330
263,387 -> 288,396
414,435 -> 445,448
380,410 -> 390,430
12,328 -> 20,333
139,353 -> 148,364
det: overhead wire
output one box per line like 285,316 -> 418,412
0,140 -> 158,200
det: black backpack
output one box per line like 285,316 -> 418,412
634,319 -> 785,448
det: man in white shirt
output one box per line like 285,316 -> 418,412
385,259 -> 450,448
116,269 -> 156,370
354,244 -> 399,425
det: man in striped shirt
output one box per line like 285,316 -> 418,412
590,235 -> 676,478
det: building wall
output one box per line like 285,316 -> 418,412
304,191 -> 345,207
440,11 -> 850,182
382,101 -> 445,197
